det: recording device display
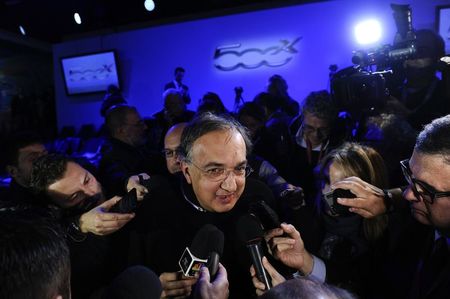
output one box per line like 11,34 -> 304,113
237,214 -> 272,290
179,224 -> 224,278
322,188 -> 356,216
109,188 -> 138,214
331,4 -> 417,115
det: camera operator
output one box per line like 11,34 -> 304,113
389,29 -> 450,131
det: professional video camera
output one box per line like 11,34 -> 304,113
331,3 -> 417,116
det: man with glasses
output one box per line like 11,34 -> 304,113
333,115 -> 450,298
163,122 -> 187,174
99,105 -> 167,198
133,113 -> 274,298
284,90 -> 343,202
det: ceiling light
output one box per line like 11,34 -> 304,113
144,0 -> 155,12
74,12 -> 82,25
19,25 -> 26,35
354,19 -> 382,45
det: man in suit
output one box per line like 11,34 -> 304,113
164,66 -> 191,104
333,115 -> 450,298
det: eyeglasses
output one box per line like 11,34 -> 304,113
400,159 -> 450,204
189,161 -> 253,182
162,148 -> 177,158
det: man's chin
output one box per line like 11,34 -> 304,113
411,208 -> 431,226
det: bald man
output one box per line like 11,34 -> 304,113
163,122 -> 187,174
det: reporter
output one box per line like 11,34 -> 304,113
30,154 -> 145,298
328,116 -> 450,298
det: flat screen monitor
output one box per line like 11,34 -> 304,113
60,50 -> 120,95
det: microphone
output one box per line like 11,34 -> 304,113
237,214 -> 272,290
179,224 -> 224,279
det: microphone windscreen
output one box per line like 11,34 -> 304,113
236,214 -> 264,244
190,224 -> 224,259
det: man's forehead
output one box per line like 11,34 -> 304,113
191,130 -> 246,160
165,129 -> 183,147
19,143 -> 45,153
48,162 -> 83,193
304,113 -> 329,126
126,111 -> 140,120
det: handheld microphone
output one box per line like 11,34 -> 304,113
237,214 -> 272,290
179,224 -> 224,279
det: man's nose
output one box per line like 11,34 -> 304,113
83,183 -> 98,197
220,172 -> 237,192
403,185 -> 420,202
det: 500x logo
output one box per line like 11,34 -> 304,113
213,37 -> 302,71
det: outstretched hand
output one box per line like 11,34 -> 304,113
194,264 -> 229,299
250,257 -> 286,296
127,173 -> 150,201
332,176 -> 387,218
79,196 -> 134,235
160,271 -> 197,299
265,223 -> 314,275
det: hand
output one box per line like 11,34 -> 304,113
195,264 -> 229,299
332,176 -> 386,218
266,223 -> 314,275
127,173 -> 150,201
159,272 -> 197,299
79,196 -> 135,235
250,257 -> 285,296
280,185 -> 305,210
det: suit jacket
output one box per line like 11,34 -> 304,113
408,230 -> 450,299
164,81 -> 191,104
379,210 -> 450,299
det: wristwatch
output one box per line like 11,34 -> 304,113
67,217 -> 87,242
382,189 -> 394,213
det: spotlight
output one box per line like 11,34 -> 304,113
19,25 -> 26,35
144,0 -> 155,12
74,12 -> 82,25
354,19 -> 382,45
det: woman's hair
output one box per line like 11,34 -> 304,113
319,142 -> 388,241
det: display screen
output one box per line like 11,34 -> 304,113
60,50 -> 120,95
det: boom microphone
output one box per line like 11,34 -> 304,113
179,224 -> 224,279
237,214 -> 272,290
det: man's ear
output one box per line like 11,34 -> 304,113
181,161 -> 192,184
6,165 -> 18,178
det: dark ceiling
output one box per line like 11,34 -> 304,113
0,0 -> 322,44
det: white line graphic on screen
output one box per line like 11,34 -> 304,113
68,64 -> 116,82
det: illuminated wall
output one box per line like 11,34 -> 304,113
52,0 -> 449,131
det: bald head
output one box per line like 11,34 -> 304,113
164,122 -> 187,174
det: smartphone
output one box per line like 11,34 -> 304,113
322,188 -> 356,216
109,188 -> 138,213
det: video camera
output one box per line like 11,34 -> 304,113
331,4 -> 417,116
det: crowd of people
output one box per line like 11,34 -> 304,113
1,29 -> 450,299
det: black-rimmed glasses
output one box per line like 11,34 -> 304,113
400,159 -> 450,204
